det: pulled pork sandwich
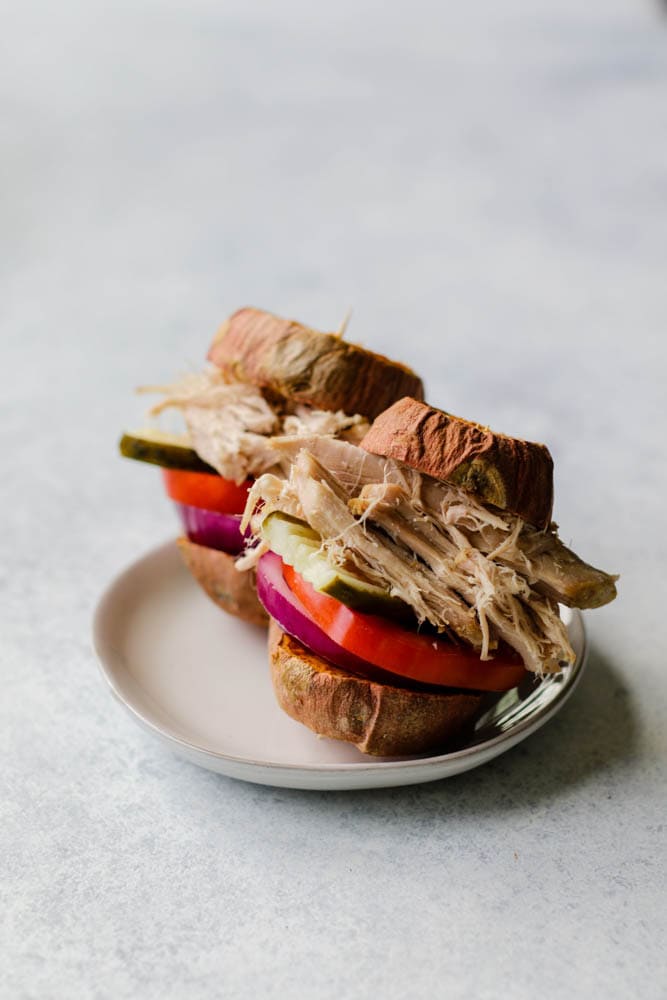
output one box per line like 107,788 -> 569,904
119,308 -> 424,624
240,397 -> 618,755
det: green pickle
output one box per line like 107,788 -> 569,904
261,511 -> 412,622
119,430 -> 216,473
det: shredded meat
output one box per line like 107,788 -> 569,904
244,438 -> 618,675
347,479 -> 572,672
264,437 -> 618,610
143,374 -> 617,675
282,406 -> 368,443
144,368 -> 370,484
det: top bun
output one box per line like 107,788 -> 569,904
360,398 -> 554,529
207,307 -> 424,421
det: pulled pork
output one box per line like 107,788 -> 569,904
143,368 -> 369,484
242,437 -> 618,675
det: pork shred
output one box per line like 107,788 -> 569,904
143,368 -> 369,484
243,437 -> 618,676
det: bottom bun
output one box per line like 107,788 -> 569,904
268,622 -> 485,756
177,538 -> 269,626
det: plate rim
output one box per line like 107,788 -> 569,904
93,540 -> 588,779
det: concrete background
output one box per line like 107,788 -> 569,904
3,1 -> 666,997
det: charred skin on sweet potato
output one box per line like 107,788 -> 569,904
177,538 -> 268,626
268,623 -> 484,756
361,398 -> 554,530
207,307 -> 424,422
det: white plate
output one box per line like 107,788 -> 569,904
93,541 -> 588,790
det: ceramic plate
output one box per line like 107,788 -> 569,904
93,541 -> 587,790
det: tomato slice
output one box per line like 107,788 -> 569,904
283,564 -> 527,692
162,468 -> 252,515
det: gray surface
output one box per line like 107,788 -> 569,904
2,1 -> 666,997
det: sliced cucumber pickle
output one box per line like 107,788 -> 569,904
119,430 -> 216,473
261,511 -> 412,622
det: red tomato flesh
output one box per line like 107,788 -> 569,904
162,468 -> 251,516
283,563 -> 527,693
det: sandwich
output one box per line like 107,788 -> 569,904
119,307 -> 424,624
240,397 -> 618,755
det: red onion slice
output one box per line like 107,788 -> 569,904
174,502 -> 244,556
256,552 -> 381,677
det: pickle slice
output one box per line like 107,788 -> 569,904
119,430 -> 216,473
261,511 -> 412,621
